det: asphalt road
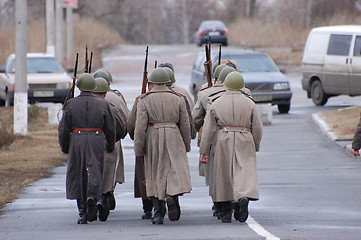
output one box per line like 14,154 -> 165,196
1,45 -> 361,240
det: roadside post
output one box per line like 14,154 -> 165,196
14,0 -> 28,135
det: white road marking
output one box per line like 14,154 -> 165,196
247,215 -> 281,240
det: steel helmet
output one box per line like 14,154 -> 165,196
224,71 -> 245,90
213,64 -> 227,79
76,73 -> 96,91
218,66 -> 236,83
163,67 -> 175,84
93,69 -> 113,84
148,67 -> 171,84
93,77 -> 110,93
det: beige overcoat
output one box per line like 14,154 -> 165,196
200,90 -> 263,202
101,90 -> 129,194
192,82 -> 226,177
134,85 -> 192,200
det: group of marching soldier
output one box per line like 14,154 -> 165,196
58,50 -> 263,225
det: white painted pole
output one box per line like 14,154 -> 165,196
14,0 -> 28,135
66,7 -> 73,61
55,0 -> 63,62
46,0 -> 55,55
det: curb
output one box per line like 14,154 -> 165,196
311,113 -> 338,141
312,113 -> 354,154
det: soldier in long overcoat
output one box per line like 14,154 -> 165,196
128,94 -> 154,220
352,114 -> 361,156
200,72 -> 262,223
192,64 -> 231,216
58,73 -> 116,224
93,69 -> 129,219
134,67 -> 192,225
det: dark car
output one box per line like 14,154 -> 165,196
195,20 -> 228,46
190,49 -> 292,113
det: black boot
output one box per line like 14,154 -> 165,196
106,191 -> 116,210
141,198 -> 153,219
220,201 -> 232,223
151,197 -> 164,225
166,195 -> 180,221
213,202 -> 222,217
77,199 -> 87,224
233,202 -> 241,221
97,194 -> 110,222
86,197 -> 97,222
237,197 -> 249,223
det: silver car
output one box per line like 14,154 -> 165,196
190,49 -> 292,113
0,53 -> 72,106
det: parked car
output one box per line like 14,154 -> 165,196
0,53 -> 72,106
302,25 -> 361,106
190,49 -> 292,113
195,20 -> 228,46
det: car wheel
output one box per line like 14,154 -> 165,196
278,103 -> 290,114
311,80 -> 328,106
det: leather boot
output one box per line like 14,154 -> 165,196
77,199 -> 87,224
151,197 -> 164,225
106,191 -> 116,210
166,195 -> 180,221
238,197 -> 249,223
213,202 -> 222,217
221,201 -> 232,223
97,194 -> 110,222
233,202 -> 241,221
86,197 -> 97,222
141,198 -> 153,219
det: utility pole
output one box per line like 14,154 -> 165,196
14,0 -> 28,135
55,0 -> 64,62
46,0 -> 55,55
66,6 -> 73,61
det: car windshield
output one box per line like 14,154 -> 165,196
222,54 -> 279,73
10,57 -> 65,73
201,21 -> 225,29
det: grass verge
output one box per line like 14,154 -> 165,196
0,106 -> 66,212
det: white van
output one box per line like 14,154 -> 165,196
301,25 -> 361,105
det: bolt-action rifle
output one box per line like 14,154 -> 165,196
141,46 -> 149,94
218,44 -> 222,65
203,37 -> 212,87
62,52 -> 79,108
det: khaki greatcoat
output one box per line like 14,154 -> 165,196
127,95 -> 148,198
200,90 -> 262,202
134,85 -> 192,200
101,90 -> 129,194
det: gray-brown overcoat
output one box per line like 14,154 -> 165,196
192,82 -> 226,177
200,90 -> 262,202
58,91 -> 116,200
127,95 -> 148,198
101,90 -> 129,194
134,85 -> 192,200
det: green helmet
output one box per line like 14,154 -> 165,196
148,67 -> 171,84
224,72 -> 245,90
163,67 -> 175,84
93,69 -> 113,84
76,73 -> 96,91
214,64 -> 227,79
218,66 -> 236,83
212,62 -> 219,75
93,77 -> 110,93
